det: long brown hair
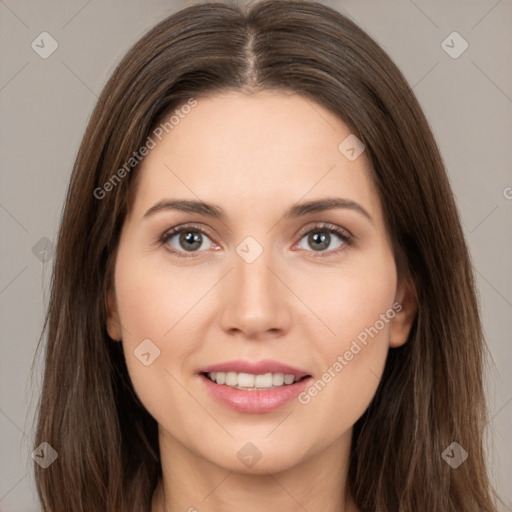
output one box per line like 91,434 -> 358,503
32,1 -> 499,510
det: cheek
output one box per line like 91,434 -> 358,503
330,266 -> 396,348
114,245 -> 203,344
112,251 -> 195,403
293,248 -> 397,350
292,252 -> 397,433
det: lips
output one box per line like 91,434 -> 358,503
197,359 -> 313,413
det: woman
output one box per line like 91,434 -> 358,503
32,1 -> 500,510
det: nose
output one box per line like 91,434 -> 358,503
219,245 -> 292,340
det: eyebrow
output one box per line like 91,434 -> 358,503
143,197 -> 373,223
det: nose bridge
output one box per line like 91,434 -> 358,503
234,236 -> 276,304
219,234 -> 290,336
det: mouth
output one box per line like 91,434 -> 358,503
197,360 -> 313,413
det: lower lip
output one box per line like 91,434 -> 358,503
199,374 -> 312,413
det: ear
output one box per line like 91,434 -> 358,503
389,274 -> 418,348
106,287 -> 122,341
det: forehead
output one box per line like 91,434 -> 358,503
130,89 -> 379,221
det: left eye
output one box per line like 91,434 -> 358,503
295,225 -> 350,254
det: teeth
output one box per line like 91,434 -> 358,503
239,373 -> 255,387
226,372 -> 238,386
255,373 -> 272,387
206,371 -> 303,390
272,373 -> 284,386
284,374 -> 295,385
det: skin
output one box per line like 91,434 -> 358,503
106,89 -> 417,512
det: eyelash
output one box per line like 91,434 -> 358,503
158,222 -> 354,259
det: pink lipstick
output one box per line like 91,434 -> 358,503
198,359 -> 313,413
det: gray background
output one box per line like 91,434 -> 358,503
0,0 -> 511,510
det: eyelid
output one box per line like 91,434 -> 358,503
295,221 -> 353,241
161,222 -> 217,240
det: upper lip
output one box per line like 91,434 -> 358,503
199,359 -> 311,379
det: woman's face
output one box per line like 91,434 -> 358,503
107,89 -> 415,474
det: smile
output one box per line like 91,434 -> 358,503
199,372 -> 313,413
204,371 -> 307,390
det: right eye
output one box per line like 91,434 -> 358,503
160,224 -> 218,258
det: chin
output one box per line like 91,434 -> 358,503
201,440 -> 310,475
